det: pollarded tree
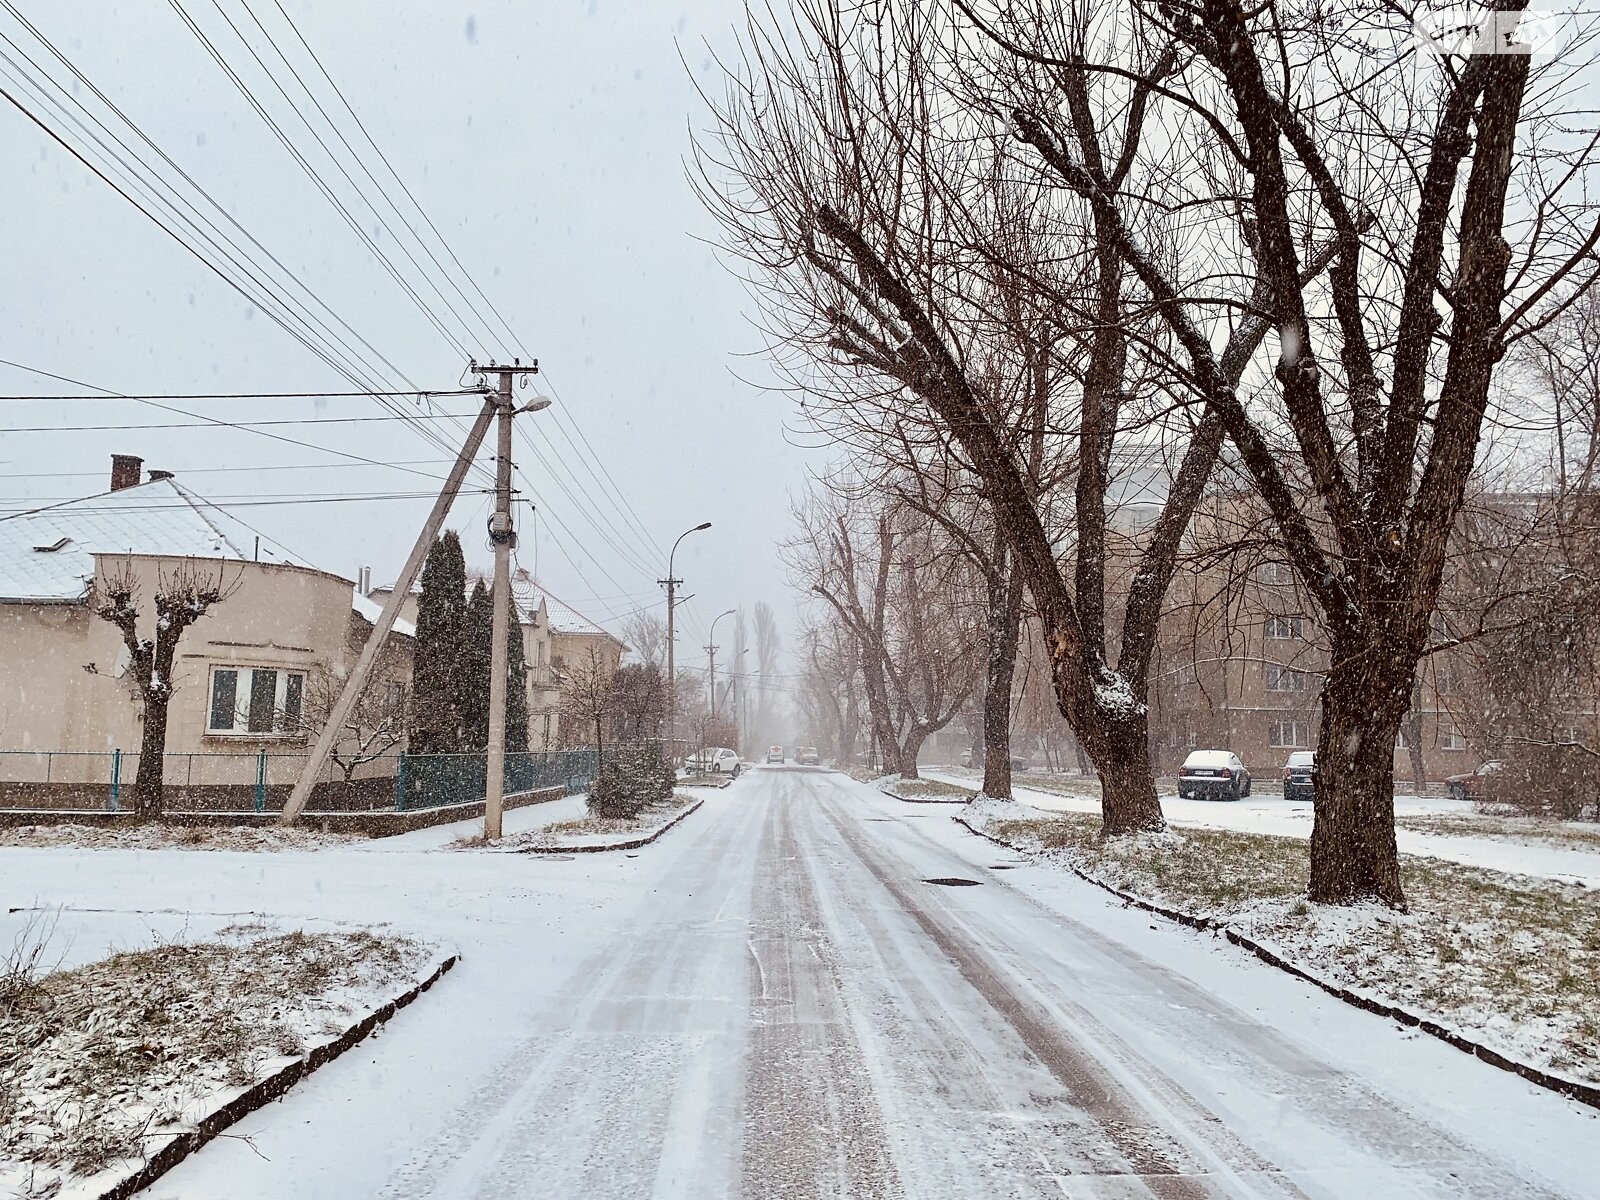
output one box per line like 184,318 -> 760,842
93,559 -> 234,818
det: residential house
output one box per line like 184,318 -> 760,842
0,456 -> 413,809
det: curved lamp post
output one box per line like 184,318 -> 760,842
662,522 -> 711,754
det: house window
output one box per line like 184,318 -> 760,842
383,681 -> 405,716
1269,720 -> 1308,748
1441,725 -> 1467,752
207,666 -> 305,735
1555,725 -> 1582,746
1396,728 -> 1410,750
1260,562 -> 1294,586
1435,665 -> 1464,696
1265,616 -> 1305,641
537,641 -> 547,667
1266,664 -> 1317,692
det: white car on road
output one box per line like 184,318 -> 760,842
766,745 -> 784,764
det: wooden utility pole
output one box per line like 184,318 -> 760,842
280,391 -> 496,825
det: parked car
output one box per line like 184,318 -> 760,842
1178,749 -> 1252,800
686,747 -> 741,776
1282,750 -> 1315,801
1447,760 -> 1503,802
766,745 -> 785,764
959,749 -> 1028,770
796,747 -> 820,765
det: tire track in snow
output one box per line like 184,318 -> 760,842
739,771 -> 903,1199
373,795 -> 760,1199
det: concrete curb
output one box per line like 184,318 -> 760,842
520,796 -> 706,855
91,953 -> 459,1200
952,812 -> 1600,1112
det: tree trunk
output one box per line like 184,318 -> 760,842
980,556 -> 1025,799
133,696 -> 169,819
839,689 -> 859,769
1308,642 -> 1410,907
1085,711 -> 1166,835
1404,680 -> 1427,796
898,728 -> 927,779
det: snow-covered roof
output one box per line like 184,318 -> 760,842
539,593 -> 613,638
1182,749 -> 1238,768
0,479 -> 386,633
351,588 -> 416,639
0,477 -> 303,602
507,568 -> 620,641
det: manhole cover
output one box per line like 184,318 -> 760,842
924,877 -> 982,887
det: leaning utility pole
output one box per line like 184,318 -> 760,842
280,388 -> 497,825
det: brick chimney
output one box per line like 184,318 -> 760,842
147,469 -> 175,482
110,454 -> 143,492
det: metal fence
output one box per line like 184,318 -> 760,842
0,748 -> 603,814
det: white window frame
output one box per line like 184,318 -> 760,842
207,665 -> 306,736
1265,664 -> 1316,692
1269,720 -> 1308,748
1260,561 -> 1294,586
1265,616 -> 1305,641
1441,724 -> 1468,752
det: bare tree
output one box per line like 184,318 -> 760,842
560,645 -> 617,759
620,610 -> 668,673
93,559 -> 234,818
702,0 -> 1600,904
295,666 -> 406,782
793,487 -> 982,777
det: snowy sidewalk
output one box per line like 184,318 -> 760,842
925,769 -> 1600,887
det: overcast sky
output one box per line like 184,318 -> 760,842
1,1 -> 814,665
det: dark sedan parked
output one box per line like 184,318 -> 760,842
1282,750 -> 1315,801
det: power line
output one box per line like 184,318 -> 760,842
0,411 -> 484,433
0,358 -> 478,484
0,7 -> 487,479
0,458 -> 453,480
0,388 -> 480,402
0,490 -> 475,516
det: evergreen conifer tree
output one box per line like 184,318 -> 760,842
506,606 -> 531,752
408,531 -> 468,754
459,579 -> 494,749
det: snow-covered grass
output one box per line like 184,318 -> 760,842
452,793 -> 697,851
883,777 -> 975,801
1397,811 -> 1600,850
970,800 -> 1600,1086
0,822 -> 361,852
0,920 -> 436,1197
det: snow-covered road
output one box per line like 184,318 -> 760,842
8,770 -> 1598,1197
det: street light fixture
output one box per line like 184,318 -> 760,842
708,608 -> 737,721
660,521 -> 712,757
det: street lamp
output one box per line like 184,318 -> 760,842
708,608 -> 736,721
661,521 -> 711,757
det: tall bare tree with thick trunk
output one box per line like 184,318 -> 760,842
702,0 -> 1600,901
698,1 -> 1305,832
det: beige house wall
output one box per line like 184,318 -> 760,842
0,555 -> 412,788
